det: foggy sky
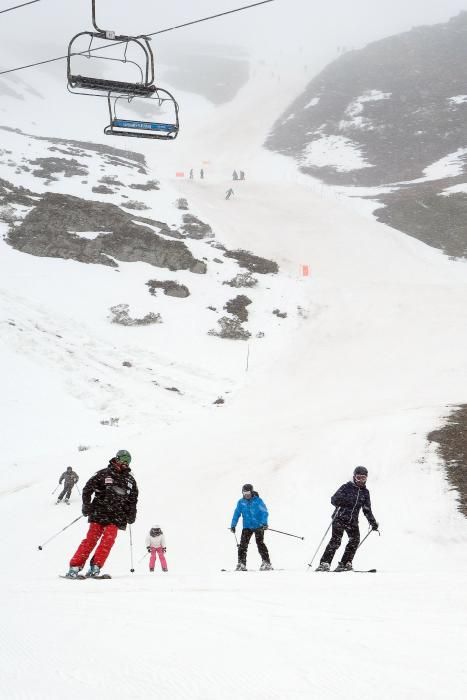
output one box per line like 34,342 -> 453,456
1,0 -> 467,73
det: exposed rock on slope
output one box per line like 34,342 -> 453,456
7,192 -> 203,272
266,13 -> 467,258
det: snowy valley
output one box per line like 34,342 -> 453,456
0,2 -> 467,699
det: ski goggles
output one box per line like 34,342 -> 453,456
354,474 -> 367,481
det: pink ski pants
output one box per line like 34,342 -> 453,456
149,546 -> 167,571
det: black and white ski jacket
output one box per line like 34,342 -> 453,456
82,460 -> 138,530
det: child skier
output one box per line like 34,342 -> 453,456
145,526 -> 168,572
230,483 -> 272,571
56,466 -> 79,504
316,466 -> 379,572
64,449 -> 138,578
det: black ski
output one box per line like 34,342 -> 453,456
314,568 -> 377,574
353,569 -> 377,573
59,574 -> 112,580
220,568 -> 283,572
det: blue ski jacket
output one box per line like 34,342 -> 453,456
231,493 -> 269,530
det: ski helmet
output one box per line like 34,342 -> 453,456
150,527 -> 162,537
115,449 -> 131,465
353,466 -> 368,476
66,466 -> 72,471
242,483 -> 253,494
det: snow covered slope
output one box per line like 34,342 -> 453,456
1,11 -> 467,700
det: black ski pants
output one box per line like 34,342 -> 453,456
58,485 -> 73,501
321,519 -> 360,566
238,528 -> 270,565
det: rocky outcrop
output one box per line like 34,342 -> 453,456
223,249 -> 279,274
109,304 -> 162,326
181,214 -> 213,239
428,405 -> 467,517
7,192 -> 204,272
224,295 -> 252,322
146,280 -> 190,298
265,13 -> 467,259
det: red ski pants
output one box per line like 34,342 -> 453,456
70,522 -> 118,569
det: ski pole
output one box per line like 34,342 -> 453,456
51,485 -> 59,495
129,525 -> 135,573
228,528 -> 239,548
307,509 -> 339,569
37,515 -> 83,550
267,527 -> 304,540
307,522 -> 332,569
357,526 -> 380,551
138,552 -> 149,564
75,484 -> 81,496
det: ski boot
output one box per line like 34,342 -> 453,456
64,499 -> 70,505
65,566 -> 81,579
162,568 -> 168,572
334,562 -> 353,572
86,564 -> 101,578
315,562 -> 330,572
235,563 -> 247,571
260,561 -> 273,571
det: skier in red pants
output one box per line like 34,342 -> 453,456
65,450 -> 138,578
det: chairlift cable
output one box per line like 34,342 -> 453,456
0,0 -> 275,76
0,0 -> 40,15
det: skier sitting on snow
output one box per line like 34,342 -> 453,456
56,466 -> 79,504
146,527 -> 168,572
64,450 -> 138,578
230,483 -> 273,571
316,466 -> 379,572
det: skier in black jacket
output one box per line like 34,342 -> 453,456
316,466 -> 379,572
56,466 -> 79,504
64,450 -> 138,578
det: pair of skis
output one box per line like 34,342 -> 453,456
59,574 -> 112,580
221,568 -> 377,573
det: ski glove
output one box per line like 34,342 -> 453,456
230,527 -> 236,533
163,547 -> 167,552
82,506 -> 89,516
371,522 -> 379,531
259,524 -> 268,531
147,547 -> 151,553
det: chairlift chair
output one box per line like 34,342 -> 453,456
104,89 -> 179,141
67,0 -> 155,97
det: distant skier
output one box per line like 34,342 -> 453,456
64,449 -> 138,578
225,188 -> 234,200
239,170 -> 245,180
56,467 -> 79,505
316,466 -> 379,572
230,483 -> 272,571
146,526 -> 168,572
200,168 -> 204,179
189,168 -> 194,179
232,170 -> 238,180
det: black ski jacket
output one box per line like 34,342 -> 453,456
59,470 -> 79,487
82,460 -> 138,530
331,481 -> 377,527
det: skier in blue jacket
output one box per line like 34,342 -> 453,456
230,483 -> 272,571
